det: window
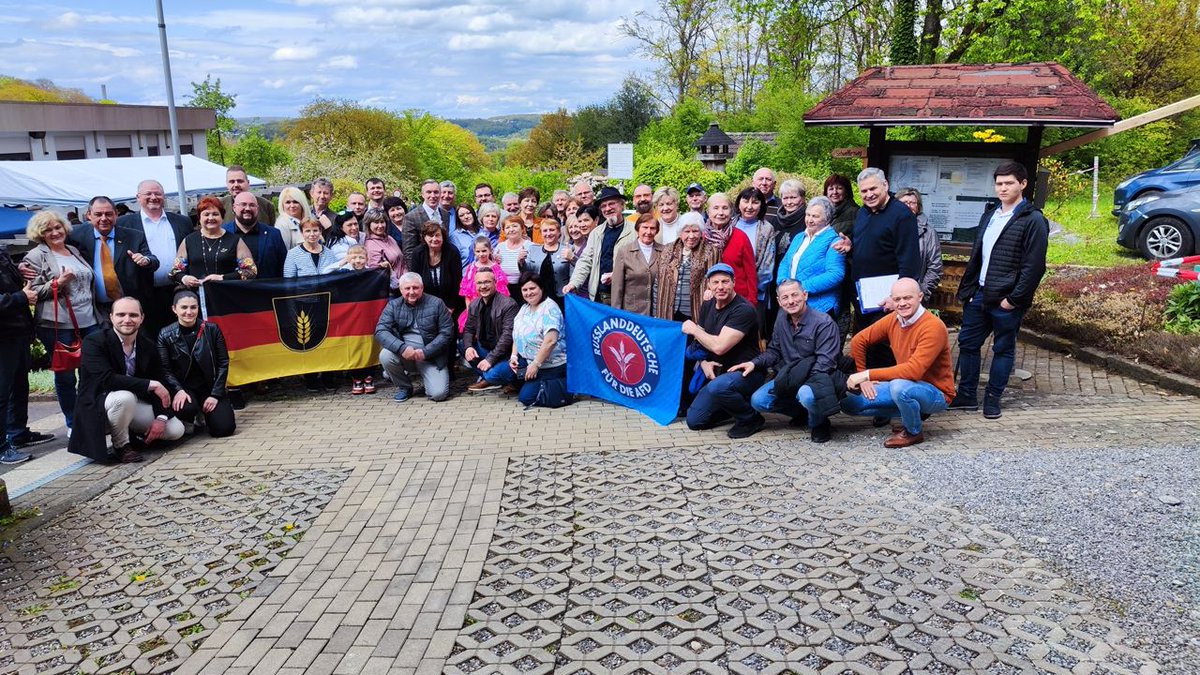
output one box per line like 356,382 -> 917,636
0,152 -> 31,161
56,149 -> 86,160
106,147 -> 132,158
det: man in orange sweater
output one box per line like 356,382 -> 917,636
841,277 -> 955,447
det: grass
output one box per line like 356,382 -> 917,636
1042,190 -> 1145,268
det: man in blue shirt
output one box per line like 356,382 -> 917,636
67,196 -> 156,317
951,161 -> 1048,419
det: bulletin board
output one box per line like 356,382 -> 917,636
888,155 -> 1008,243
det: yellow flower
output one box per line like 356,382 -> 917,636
133,574 -> 147,582
984,128 -> 996,135
282,523 -> 295,532
972,131 -> 986,139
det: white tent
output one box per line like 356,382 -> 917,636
0,155 -> 265,207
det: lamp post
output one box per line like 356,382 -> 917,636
156,0 -> 187,214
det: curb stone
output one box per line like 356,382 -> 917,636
1019,327 -> 1200,397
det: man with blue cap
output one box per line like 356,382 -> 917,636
681,262 -> 763,437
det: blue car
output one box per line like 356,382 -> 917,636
1112,140 -> 1200,215
1116,184 -> 1200,259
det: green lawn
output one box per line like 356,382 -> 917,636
1042,191 -> 1145,268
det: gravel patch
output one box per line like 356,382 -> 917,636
906,444 -> 1200,673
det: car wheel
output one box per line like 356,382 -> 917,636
1137,216 -> 1194,260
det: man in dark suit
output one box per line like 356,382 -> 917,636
401,179 -> 451,265
68,297 -> 185,464
224,191 -> 287,278
117,179 -> 194,335
68,196 -> 157,318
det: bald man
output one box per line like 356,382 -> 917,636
840,278 -> 955,448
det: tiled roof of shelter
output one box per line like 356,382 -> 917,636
804,62 -> 1118,127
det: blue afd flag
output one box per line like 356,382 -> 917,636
565,294 -> 685,426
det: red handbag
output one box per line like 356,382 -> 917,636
50,277 -> 82,373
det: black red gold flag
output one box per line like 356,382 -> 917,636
202,270 -> 389,386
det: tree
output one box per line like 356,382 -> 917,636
574,77 -> 660,154
890,0 -> 919,65
187,75 -> 237,164
620,0 -> 720,108
0,76 -> 92,103
226,127 -> 291,178
508,109 -> 581,168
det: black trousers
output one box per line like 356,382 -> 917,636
177,389 -> 237,438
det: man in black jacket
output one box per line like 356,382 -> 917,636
0,245 -> 52,464
69,297 -> 185,464
728,279 -> 843,443
951,161 -> 1048,419
462,269 -> 519,392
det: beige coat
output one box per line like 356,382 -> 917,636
610,240 -> 663,316
568,219 -> 636,299
23,243 -> 100,328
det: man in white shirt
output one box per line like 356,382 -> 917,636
116,180 -> 194,335
951,161 -> 1048,420
401,179 -> 450,264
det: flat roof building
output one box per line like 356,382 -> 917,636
0,101 -> 216,162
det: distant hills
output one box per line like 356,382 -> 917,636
449,114 -> 542,152
232,113 -> 541,151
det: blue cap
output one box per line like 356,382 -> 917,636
705,262 -> 735,279
685,182 -> 705,194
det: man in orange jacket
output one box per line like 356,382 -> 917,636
841,277 -> 955,447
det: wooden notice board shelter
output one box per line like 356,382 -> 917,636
803,62 -> 1118,311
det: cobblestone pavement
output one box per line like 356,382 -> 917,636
1,339 -> 1197,674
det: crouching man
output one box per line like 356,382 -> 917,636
840,278 -> 955,447
68,297 -> 185,464
375,272 -> 454,402
727,279 -> 844,443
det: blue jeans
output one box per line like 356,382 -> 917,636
686,370 -> 766,430
497,357 -> 565,406
840,379 -> 947,434
956,294 -> 1027,400
36,324 -> 101,429
462,339 -> 516,385
750,381 -> 825,428
1,337 -> 32,444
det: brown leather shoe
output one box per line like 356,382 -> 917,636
883,429 -> 925,448
118,446 -> 144,463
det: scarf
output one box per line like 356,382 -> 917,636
703,220 -> 732,249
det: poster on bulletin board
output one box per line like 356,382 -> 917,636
889,155 -> 1007,243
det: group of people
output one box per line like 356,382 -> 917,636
0,158 -> 1047,465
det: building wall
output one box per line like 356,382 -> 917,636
0,102 -> 214,162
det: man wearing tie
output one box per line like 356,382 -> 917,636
117,180 -> 193,335
401,179 -> 451,266
68,196 -> 156,319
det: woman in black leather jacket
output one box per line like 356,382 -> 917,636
156,291 -> 236,437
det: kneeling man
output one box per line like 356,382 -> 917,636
728,280 -> 843,443
682,263 -> 763,438
841,277 -> 955,447
375,272 -> 454,402
69,297 -> 185,464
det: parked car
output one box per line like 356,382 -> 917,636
1112,139 -> 1200,215
1116,184 -> 1200,259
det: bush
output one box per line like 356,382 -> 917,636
1164,282 -> 1200,335
725,139 -> 775,182
1026,265 -> 1200,378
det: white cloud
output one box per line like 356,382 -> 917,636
272,46 -> 319,61
1,0 -> 657,118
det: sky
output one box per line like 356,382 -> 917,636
0,0 -> 656,119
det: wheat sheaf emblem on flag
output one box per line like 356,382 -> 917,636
273,292 -> 331,352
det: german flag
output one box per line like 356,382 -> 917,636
202,270 -> 390,386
